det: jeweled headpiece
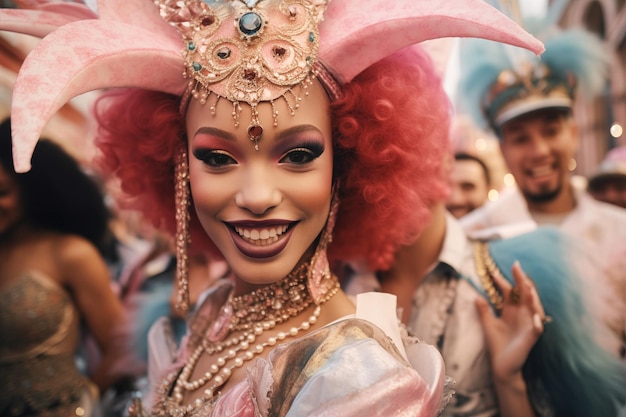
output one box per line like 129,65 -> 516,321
457,5 -> 610,131
156,0 -> 328,148
2,0 -> 543,171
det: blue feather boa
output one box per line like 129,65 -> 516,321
489,227 -> 626,416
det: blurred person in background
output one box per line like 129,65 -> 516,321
587,146 -> 626,209
0,118 -> 130,417
457,21 -> 626,358
445,152 -> 491,219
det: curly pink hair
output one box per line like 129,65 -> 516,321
94,45 -> 450,270
329,46 -> 451,269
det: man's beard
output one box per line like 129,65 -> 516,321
523,183 -> 563,204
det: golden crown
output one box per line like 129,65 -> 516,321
155,0 -> 329,146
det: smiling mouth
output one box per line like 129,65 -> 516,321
529,166 -> 553,177
226,221 -> 297,259
234,224 -> 289,246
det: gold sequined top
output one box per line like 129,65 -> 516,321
0,272 -> 95,417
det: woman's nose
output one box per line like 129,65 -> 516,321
234,167 -> 282,214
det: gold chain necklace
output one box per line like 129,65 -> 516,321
156,262 -> 340,417
228,262 -> 313,332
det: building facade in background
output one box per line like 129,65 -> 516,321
558,0 -> 626,175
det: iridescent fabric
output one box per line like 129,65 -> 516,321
0,272 -> 96,417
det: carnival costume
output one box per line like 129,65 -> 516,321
2,1 -> 542,416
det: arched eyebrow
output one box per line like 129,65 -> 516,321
194,127 -> 236,141
274,125 -> 323,143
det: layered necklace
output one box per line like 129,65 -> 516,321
154,261 -> 340,417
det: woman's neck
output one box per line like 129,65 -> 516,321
232,249 -> 316,297
0,221 -> 36,249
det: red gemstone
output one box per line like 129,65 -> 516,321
243,69 -> 257,80
248,125 -> 263,139
201,15 -> 215,26
273,47 -> 286,58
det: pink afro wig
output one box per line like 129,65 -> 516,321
94,90 -> 217,257
329,46 -> 451,269
94,45 -> 451,269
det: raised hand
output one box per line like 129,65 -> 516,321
475,261 -> 548,382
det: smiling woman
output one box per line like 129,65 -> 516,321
2,0 -> 543,416
185,79 -> 333,287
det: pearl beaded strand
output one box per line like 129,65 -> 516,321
166,304 -> 327,416
155,257 -> 340,417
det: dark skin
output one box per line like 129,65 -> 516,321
0,162 -> 128,393
0,227 -> 127,392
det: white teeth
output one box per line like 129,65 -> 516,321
234,225 -> 288,243
531,166 -> 552,177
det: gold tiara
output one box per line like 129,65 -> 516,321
156,0 -> 329,148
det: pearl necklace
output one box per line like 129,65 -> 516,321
156,263 -> 340,417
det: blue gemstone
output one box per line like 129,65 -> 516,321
239,12 -> 262,36
193,62 -> 202,71
188,42 -> 196,51
308,32 -> 314,42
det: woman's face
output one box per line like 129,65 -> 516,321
0,164 -> 23,235
186,80 -> 333,285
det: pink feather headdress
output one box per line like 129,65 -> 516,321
0,0 -> 543,172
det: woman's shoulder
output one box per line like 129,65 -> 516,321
47,233 -> 111,286
51,232 -> 102,261
0,230 -> 79,274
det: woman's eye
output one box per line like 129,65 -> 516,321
193,149 -> 236,168
280,144 -> 323,165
